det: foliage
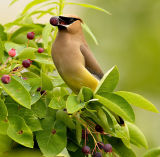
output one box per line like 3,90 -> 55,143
0,0 -> 159,157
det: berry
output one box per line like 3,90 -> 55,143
40,90 -> 46,95
50,17 -> 59,26
37,87 -> 42,92
95,124 -> 104,133
82,146 -> 90,155
8,48 -> 16,57
22,60 -> 31,68
93,152 -> 102,157
1,75 -> 11,84
27,32 -> 35,40
37,48 -> 44,53
12,67 -> 19,71
97,142 -> 104,150
103,144 -> 112,153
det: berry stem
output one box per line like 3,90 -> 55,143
27,39 -> 29,47
0,57 -> 10,71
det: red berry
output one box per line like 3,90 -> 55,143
103,144 -> 112,153
27,32 -> 35,40
1,75 -> 11,84
37,48 -> 44,53
50,17 -> 59,26
8,48 -> 16,57
95,125 -> 104,133
93,152 -> 102,157
82,146 -> 90,155
22,60 -> 31,68
28,59 -> 32,64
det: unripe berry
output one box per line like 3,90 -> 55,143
8,48 -> 16,57
37,48 -> 44,53
95,124 -> 104,133
50,17 -> 59,26
22,60 -> 31,68
82,146 -> 90,155
103,144 -> 112,153
1,75 -> 11,84
93,152 -> 102,157
27,32 -> 35,40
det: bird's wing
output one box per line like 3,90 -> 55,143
80,44 -> 104,80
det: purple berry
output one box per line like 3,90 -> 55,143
27,32 -> 35,40
93,152 -> 102,157
97,142 -> 104,150
95,125 -> 104,133
82,146 -> 90,155
37,87 -> 41,92
40,90 -> 46,95
37,48 -> 44,53
103,144 -> 112,153
1,75 -> 11,84
50,17 -> 59,26
22,60 -> 31,68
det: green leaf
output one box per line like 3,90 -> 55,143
0,24 -> 7,40
13,75 -> 31,92
82,23 -> 98,45
9,0 -> 19,6
66,95 -> 85,114
56,110 -> 75,129
102,107 -> 130,148
0,76 -> 31,109
77,87 -> 93,102
126,122 -> 148,149
4,41 -> 25,55
34,53 -> 54,65
0,38 -> 4,63
0,134 -> 12,153
22,0 -> 52,15
41,72 -> 53,90
0,99 -> 8,120
31,99 -> 47,119
95,93 -> 135,122
76,120 -> 82,144
36,120 -> 67,157
49,87 -> 69,109
42,23 -> 53,49
18,47 -> 36,59
95,66 -> 119,94
65,2 -> 111,15
115,91 -> 159,113
7,116 -> 33,148
143,147 -> 160,157
18,108 -> 42,132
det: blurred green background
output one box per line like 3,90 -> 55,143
1,0 -> 160,156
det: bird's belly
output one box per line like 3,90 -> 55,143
58,64 -> 99,94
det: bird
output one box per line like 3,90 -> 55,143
50,15 -> 104,94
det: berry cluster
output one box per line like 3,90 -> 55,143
81,124 -> 113,157
1,32 -> 45,85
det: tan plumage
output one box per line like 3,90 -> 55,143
51,15 -> 104,94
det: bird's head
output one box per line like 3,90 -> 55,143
50,15 -> 83,34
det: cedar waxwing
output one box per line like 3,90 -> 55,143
50,15 -> 104,94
